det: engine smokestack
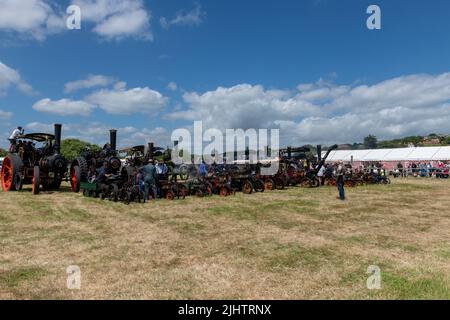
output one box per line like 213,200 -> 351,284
148,142 -> 154,160
110,129 -> 117,151
317,145 -> 322,163
54,124 -> 62,154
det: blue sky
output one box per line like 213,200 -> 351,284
1,0 -> 450,149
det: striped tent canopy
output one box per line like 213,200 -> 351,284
323,146 -> 450,162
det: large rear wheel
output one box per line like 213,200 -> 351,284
32,166 -> 40,195
70,165 -> 81,193
1,155 -> 23,192
73,157 -> 89,180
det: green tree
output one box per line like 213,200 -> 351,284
442,136 -> 450,145
0,148 -> 7,157
378,141 -> 399,149
401,136 -> 423,146
363,135 -> 378,149
60,139 -> 101,162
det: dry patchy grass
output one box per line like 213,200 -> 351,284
0,178 -> 449,299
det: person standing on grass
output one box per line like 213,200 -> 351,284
335,162 -> 346,201
139,159 -> 158,202
199,160 -> 208,178
317,164 -> 325,186
155,160 -> 169,197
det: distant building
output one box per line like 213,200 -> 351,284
422,137 -> 441,146
337,144 -> 352,150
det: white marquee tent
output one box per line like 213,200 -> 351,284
323,146 -> 450,162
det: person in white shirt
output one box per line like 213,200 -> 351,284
8,126 -> 24,150
155,160 -> 169,198
317,165 -> 326,186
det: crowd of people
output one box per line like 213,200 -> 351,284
87,157 -> 170,202
138,159 -> 170,201
394,161 -> 450,178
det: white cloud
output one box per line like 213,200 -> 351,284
122,127 -> 171,148
167,82 -> 178,91
113,81 -> 127,90
23,121 -> 170,149
160,3 -> 205,29
0,0 -> 65,41
0,61 -> 34,95
64,74 -> 115,93
25,121 -> 55,132
71,0 -> 152,40
32,98 -> 95,116
169,73 -> 450,146
85,86 -> 168,115
0,0 -> 152,41
0,109 -> 13,120
168,84 -> 320,129
34,79 -> 168,116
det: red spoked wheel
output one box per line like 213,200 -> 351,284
1,156 -> 14,192
219,187 -> 227,197
32,166 -> 40,195
1,155 -> 23,192
264,179 -> 275,191
166,191 -> 175,200
70,165 -> 81,193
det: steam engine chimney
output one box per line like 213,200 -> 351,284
54,124 -> 62,154
317,145 -> 322,163
148,142 -> 154,160
110,129 -> 117,151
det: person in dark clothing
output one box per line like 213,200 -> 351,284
199,161 -> 208,177
397,162 -> 404,177
97,161 -> 113,181
96,161 -> 113,193
139,159 -> 158,202
335,162 -> 346,201
155,160 -> 169,197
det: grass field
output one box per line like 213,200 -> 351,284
1,178 -> 449,300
